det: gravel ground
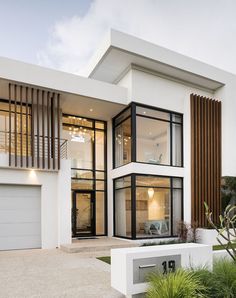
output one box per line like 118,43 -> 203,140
0,248 -> 124,298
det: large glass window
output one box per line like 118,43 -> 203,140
0,100 -> 31,155
114,174 -> 183,239
136,117 -> 170,165
114,177 -> 132,237
114,108 -> 131,167
113,103 -> 183,168
62,114 -> 107,236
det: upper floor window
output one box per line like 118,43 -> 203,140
113,103 -> 183,168
114,107 -> 132,167
0,99 -> 31,155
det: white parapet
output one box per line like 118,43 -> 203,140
213,249 -> 232,260
198,228 -> 236,246
111,243 -> 212,297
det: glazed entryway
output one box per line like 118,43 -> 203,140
72,191 -> 95,237
62,114 -> 107,238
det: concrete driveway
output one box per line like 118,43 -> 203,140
0,249 -> 124,298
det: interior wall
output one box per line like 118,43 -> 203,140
136,132 -> 170,164
148,192 -> 166,220
96,192 -> 105,234
61,129 -> 93,169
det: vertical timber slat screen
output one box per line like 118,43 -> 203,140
190,94 -> 221,227
31,88 -> 35,168
8,83 -> 62,170
26,87 -> 29,167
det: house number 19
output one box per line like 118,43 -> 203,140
162,260 -> 176,274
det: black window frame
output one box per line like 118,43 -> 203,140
113,173 -> 184,240
62,113 -> 108,237
0,98 -> 32,156
112,102 -> 184,168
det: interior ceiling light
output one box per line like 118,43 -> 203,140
71,135 -> 85,143
148,188 -> 154,199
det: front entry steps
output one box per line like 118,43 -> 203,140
60,237 -> 138,253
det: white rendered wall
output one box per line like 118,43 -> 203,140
0,156 -> 71,248
57,159 -> 72,245
117,68 -> 132,102
214,77 -> 236,177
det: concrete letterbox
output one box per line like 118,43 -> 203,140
111,243 -> 212,297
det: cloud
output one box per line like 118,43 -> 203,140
37,0 -> 236,76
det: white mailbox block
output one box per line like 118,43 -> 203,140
111,243 -> 212,297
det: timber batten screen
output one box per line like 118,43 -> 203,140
190,94 -> 221,227
6,83 -> 64,170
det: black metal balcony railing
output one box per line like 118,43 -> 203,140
0,131 -> 67,170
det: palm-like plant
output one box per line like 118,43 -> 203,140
204,202 -> 236,261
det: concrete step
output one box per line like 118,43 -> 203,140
60,237 -> 138,253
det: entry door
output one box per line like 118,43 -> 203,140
72,191 -> 95,237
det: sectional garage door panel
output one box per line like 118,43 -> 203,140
0,195 -> 40,210
0,185 -> 41,250
0,235 -> 41,251
0,209 -> 40,224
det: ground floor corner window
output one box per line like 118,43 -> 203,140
114,174 -> 183,239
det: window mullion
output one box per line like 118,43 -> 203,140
131,174 -> 136,239
131,103 -> 136,162
170,113 -> 173,166
170,177 -> 173,236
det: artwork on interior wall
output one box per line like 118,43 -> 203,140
126,200 -> 148,211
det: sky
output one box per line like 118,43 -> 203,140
0,0 -> 236,76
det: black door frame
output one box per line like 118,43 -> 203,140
72,190 -> 96,237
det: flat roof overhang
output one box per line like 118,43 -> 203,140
0,57 -> 128,120
86,30 -> 230,91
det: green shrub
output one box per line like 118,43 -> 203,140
146,260 -> 236,298
193,259 -> 236,298
192,268 -> 216,298
211,259 -> 236,298
146,269 -> 206,298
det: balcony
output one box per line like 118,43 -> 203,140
0,131 -> 67,170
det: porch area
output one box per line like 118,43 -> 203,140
60,237 -> 138,253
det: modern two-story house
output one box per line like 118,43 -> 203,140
0,30 -> 235,250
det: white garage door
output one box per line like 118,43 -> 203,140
0,185 -> 41,250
